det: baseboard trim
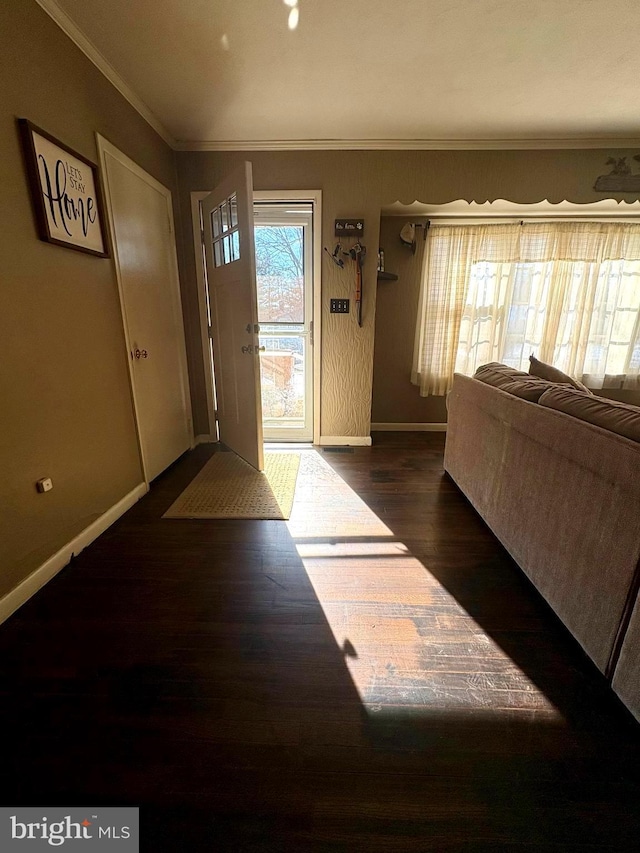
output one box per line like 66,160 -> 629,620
318,435 -> 372,446
0,483 -> 147,626
371,422 -> 448,432
194,434 -> 216,445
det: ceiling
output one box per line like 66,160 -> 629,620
41,0 -> 640,149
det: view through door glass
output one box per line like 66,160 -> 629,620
254,203 -> 313,442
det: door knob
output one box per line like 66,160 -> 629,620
134,348 -> 148,359
256,346 -> 266,353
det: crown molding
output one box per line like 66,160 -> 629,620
34,0 -> 176,148
174,137 -> 640,152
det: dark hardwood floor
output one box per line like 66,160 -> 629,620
2,433 -> 639,851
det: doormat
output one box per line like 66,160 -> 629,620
162,451 -> 300,520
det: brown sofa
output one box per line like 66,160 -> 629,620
444,371 -> 640,722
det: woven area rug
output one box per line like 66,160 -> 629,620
162,451 -> 300,520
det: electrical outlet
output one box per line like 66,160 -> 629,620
36,477 -> 53,493
330,299 -> 350,313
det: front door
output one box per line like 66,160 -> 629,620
201,162 -> 264,471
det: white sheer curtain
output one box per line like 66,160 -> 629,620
412,222 -> 640,395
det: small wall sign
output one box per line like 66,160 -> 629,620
19,119 -> 109,257
335,219 -> 364,237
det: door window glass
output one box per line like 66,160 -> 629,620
255,225 -> 304,322
210,194 -> 240,267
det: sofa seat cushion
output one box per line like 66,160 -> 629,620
474,362 -> 562,403
528,354 -> 592,393
538,386 -> 640,443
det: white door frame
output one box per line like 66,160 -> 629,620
191,189 -> 322,444
97,135 -> 193,485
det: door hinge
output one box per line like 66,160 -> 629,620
208,324 -> 214,339
200,228 -> 205,244
310,320 -> 314,346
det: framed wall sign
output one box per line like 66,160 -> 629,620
18,119 -> 109,257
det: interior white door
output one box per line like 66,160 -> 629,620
99,139 -> 192,482
201,162 -> 264,471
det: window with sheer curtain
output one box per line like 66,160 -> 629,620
411,221 -> 640,396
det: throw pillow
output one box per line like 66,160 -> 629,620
529,354 -> 592,393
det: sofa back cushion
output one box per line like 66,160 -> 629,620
474,362 -> 562,403
538,386 -> 640,443
529,354 -> 592,393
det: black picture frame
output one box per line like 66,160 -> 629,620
18,118 -> 109,258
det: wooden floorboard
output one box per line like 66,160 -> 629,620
1,433 -> 639,851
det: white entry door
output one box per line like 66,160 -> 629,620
98,137 -> 192,482
201,162 -> 264,471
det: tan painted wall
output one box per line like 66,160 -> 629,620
0,1 -> 181,599
177,148 -> 640,436
372,216 -> 447,425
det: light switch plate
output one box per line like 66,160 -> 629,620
330,299 -> 350,313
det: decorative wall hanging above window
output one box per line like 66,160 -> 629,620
18,119 -> 109,257
594,156 -> 640,193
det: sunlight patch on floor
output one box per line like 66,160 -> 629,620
286,451 -> 394,540
286,450 -> 562,718
295,541 -> 411,558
